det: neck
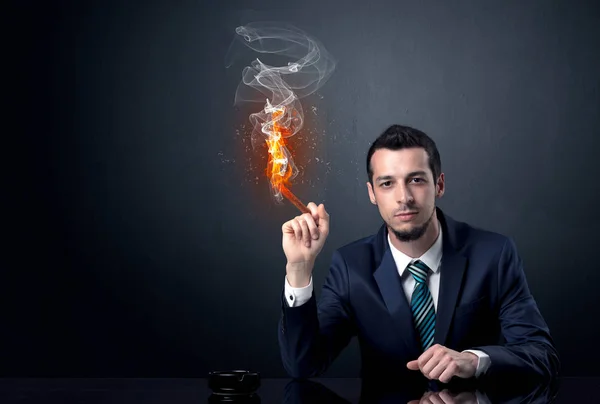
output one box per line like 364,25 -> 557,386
388,210 -> 440,258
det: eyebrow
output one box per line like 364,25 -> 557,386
375,171 -> 428,182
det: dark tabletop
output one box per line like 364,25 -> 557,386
0,377 -> 597,403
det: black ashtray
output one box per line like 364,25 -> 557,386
208,370 -> 260,403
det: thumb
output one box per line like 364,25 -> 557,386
306,202 -> 319,222
406,360 -> 420,370
317,204 -> 329,228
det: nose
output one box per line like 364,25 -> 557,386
396,182 -> 414,205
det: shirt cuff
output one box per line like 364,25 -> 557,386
284,275 -> 313,307
463,349 -> 491,378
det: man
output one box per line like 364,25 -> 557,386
278,124 -> 559,383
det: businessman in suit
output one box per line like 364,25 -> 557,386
278,124 -> 559,383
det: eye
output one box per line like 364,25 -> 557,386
411,178 -> 425,183
380,181 -> 392,188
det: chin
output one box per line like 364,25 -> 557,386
392,216 -> 423,228
389,223 -> 415,234
392,221 -> 415,229
389,212 -> 434,242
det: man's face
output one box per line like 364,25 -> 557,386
367,148 -> 444,242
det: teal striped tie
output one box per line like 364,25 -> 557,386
407,260 -> 436,351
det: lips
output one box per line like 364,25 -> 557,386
395,212 -> 418,222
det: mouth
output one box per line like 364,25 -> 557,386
394,211 -> 418,221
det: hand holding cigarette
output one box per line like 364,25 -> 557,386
281,202 -> 330,287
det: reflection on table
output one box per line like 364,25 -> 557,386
282,375 -> 561,404
0,375 -> 596,403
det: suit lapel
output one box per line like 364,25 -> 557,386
433,249 -> 466,346
373,229 -> 421,359
434,209 -> 467,346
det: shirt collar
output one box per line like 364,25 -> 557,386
387,220 -> 443,276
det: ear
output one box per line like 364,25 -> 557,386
367,182 -> 377,205
436,173 -> 445,198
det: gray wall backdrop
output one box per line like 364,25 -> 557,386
6,0 -> 600,377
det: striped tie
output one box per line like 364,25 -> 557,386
407,260 -> 436,352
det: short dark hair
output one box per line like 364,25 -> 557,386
366,124 -> 441,184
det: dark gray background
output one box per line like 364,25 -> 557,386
5,0 -> 599,377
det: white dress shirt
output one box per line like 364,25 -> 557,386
284,222 -> 492,378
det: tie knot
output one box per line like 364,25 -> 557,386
407,260 -> 430,283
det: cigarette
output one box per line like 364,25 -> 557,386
280,185 -> 310,214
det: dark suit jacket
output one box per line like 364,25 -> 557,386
278,207 -> 560,381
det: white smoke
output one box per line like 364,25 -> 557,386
226,22 -> 336,202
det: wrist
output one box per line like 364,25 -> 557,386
286,262 -> 313,288
463,352 -> 479,370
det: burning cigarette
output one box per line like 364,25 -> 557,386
280,185 -> 310,214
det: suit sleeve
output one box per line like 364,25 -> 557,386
278,250 -> 357,379
473,237 -> 560,380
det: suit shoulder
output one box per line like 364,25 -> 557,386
452,216 -> 515,252
334,233 -> 378,263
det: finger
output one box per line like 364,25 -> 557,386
438,362 -> 458,384
422,356 -> 441,379
306,202 -> 319,222
291,219 -> 302,241
282,220 -> 294,235
298,218 -> 311,247
428,357 -> 451,380
427,394 -> 446,404
420,345 -> 442,373
418,345 -> 438,369
420,355 -> 440,377
438,390 -> 455,403
302,212 -> 319,240
317,204 -> 330,233
406,359 -> 420,370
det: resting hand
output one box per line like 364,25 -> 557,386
406,344 -> 478,383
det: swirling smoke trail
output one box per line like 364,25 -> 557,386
225,22 -> 336,209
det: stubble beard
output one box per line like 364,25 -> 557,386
390,206 -> 436,242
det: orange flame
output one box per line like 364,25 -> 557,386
264,106 -> 309,214
265,108 -> 293,191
